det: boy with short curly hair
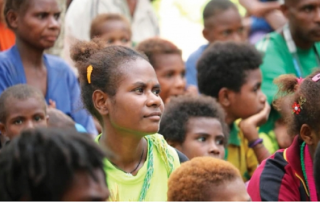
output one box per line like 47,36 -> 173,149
167,157 -> 250,201
159,94 -> 228,160
197,41 -> 270,181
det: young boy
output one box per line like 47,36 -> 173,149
0,84 -> 48,145
197,41 -> 270,181
0,127 -> 110,200
159,95 -> 228,160
136,38 -> 193,104
167,157 -> 250,201
90,13 -> 132,47
186,0 -> 246,89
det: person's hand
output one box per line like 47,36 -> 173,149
48,99 -> 56,108
185,85 -> 198,95
239,102 -> 271,142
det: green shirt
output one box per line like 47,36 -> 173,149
95,134 -> 180,201
257,32 -> 320,152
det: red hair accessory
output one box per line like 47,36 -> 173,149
292,96 -> 306,115
292,102 -> 301,114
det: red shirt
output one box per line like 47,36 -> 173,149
247,136 -> 312,201
0,22 -> 15,51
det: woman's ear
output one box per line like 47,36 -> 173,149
300,124 -> 314,145
218,87 -> 231,108
92,90 -> 109,116
6,10 -> 19,29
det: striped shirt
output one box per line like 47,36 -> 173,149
247,136 -> 312,201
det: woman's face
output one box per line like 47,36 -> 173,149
107,58 -> 164,136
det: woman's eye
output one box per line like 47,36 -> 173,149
197,137 -> 206,142
303,6 -> 314,13
38,13 -> 47,19
54,13 -> 60,20
134,87 -> 144,94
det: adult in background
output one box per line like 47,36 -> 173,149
257,0 -> 320,153
63,0 -> 159,75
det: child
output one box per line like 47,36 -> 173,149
136,37 -> 188,104
70,40 -> 180,201
197,41 -> 270,181
0,0 -> 96,134
90,13 -> 132,47
0,127 -> 110,201
167,156 -> 250,201
248,71 -> 320,201
159,94 -> 228,160
0,84 -> 48,142
315,142 -> 320,193
185,0 -> 246,89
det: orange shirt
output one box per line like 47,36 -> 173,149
0,22 -> 15,51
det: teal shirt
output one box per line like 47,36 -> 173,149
257,32 -> 320,152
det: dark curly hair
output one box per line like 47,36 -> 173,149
90,13 -> 131,39
197,41 -> 262,98
273,70 -> 320,136
203,0 -> 236,20
136,37 -> 182,69
0,84 -> 46,123
0,127 -> 108,200
159,94 -> 228,146
70,39 -> 148,123
167,156 -> 241,201
315,142 -> 320,192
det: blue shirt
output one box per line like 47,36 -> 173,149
185,44 -> 208,87
0,45 -> 97,135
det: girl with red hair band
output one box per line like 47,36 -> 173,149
248,70 -> 320,201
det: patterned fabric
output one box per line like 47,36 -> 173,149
247,136 -> 310,201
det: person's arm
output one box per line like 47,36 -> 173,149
239,102 -> 271,163
264,10 -> 287,30
239,0 -> 281,17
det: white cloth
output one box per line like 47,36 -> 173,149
63,0 -> 159,75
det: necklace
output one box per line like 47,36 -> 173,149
112,148 -> 144,176
300,142 -> 310,194
300,142 -> 318,200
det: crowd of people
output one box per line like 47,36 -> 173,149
0,0 -> 320,201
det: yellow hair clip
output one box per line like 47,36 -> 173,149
87,65 -> 93,84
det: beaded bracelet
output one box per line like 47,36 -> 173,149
248,138 -> 263,148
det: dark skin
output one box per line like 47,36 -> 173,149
300,124 -> 320,162
281,0 -> 320,49
218,69 -> 270,163
95,59 -> 164,175
5,0 -> 61,96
